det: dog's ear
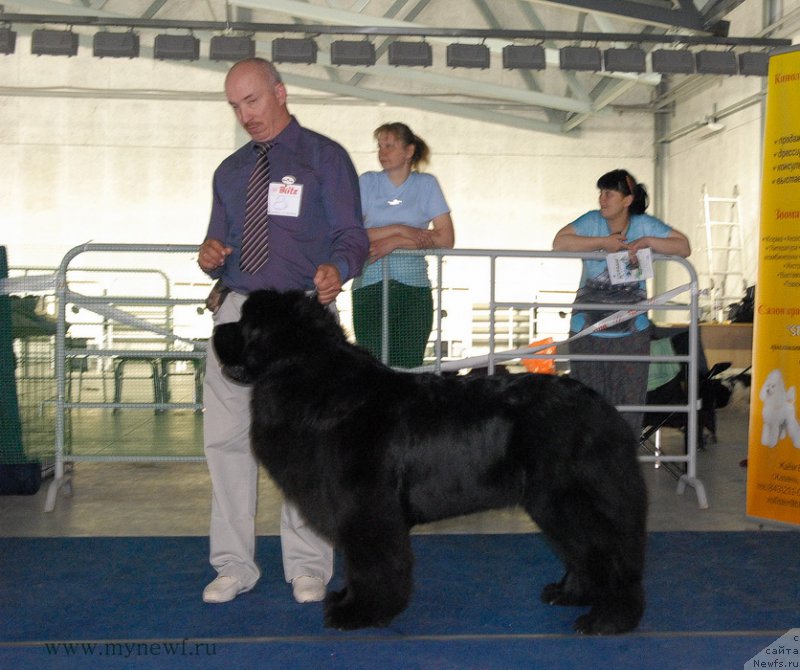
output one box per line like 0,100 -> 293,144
243,289 -> 283,321
287,291 -> 343,342
290,290 -> 326,321
236,289 -> 341,369
213,322 -> 244,367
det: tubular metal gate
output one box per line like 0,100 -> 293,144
4,243 -> 704,511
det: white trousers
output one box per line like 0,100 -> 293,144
204,291 -> 333,588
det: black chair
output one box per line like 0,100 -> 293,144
641,329 -> 733,474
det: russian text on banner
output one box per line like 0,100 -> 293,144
746,46 -> 800,528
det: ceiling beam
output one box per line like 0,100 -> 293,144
344,0 -> 433,88
527,0 -> 707,31
471,0 -> 563,125
327,60 -> 597,114
555,11 -> 659,131
0,0 -> 787,138
0,9 -> 787,45
561,77 -> 640,132
699,0 -> 749,26
282,72 -> 568,135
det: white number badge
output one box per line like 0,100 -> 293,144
268,180 -> 303,217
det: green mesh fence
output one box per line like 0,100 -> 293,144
1,249 -> 50,493
8,336 -> 63,468
2,249 -> 53,470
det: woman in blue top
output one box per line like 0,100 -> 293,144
552,168 -> 690,433
352,123 -> 455,368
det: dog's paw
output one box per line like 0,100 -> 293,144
573,605 -> 641,635
323,597 -> 392,630
324,588 -> 348,607
540,581 -> 590,607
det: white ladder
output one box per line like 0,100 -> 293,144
699,185 -> 746,322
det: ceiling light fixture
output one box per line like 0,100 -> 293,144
651,49 -> 695,74
603,47 -> 646,73
502,44 -> 546,70
559,46 -> 601,71
209,34 -> 255,61
695,50 -> 738,75
271,37 -> 317,64
446,43 -> 490,69
330,40 -> 376,66
31,28 -> 78,57
738,51 -> 770,76
388,41 -> 432,67
93,31 -> 139,58
0,26 -> 17,55
153,33 -> 200,61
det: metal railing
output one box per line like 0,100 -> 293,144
373,248 -> 705,507
31,244 -> 704,511
45,243 -> 210,511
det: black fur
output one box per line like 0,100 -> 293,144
213,289 -> 648,634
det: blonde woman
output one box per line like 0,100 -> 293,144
352,123 -> 455,368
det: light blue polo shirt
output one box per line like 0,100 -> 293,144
354,171 -> 450,288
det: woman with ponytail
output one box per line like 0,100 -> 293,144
552,168 -> 690,434
352,122 -> 455,368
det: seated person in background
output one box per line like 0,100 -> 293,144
552,168 -> 691,434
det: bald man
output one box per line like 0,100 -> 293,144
198,58 -> 368,605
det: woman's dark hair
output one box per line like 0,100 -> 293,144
596,169 -> 649,216
373,122 -> 430,170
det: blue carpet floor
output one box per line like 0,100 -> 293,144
0,532 -> 796,669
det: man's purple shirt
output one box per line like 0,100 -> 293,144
204,116 -> 368,293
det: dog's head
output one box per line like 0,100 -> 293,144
212,289 -> 340,384
760,368 -> 787,404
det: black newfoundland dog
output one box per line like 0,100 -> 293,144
213,289 -> 647,635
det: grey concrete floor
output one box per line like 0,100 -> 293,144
0,384 -> 767,538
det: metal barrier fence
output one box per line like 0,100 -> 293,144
1,243 -> 704,512
3,260 -> 207,482
379,248 -> 704,509
0,244 -> 211,511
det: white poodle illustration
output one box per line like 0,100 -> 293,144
760,368 -> 800,448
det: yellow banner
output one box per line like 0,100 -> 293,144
746,47 -> 800,527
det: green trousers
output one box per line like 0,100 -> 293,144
352,280 -> 433,369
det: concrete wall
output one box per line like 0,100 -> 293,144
0,32 -> 654,273
663,0 -> 800,305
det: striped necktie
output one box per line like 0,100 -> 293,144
240,142 -> 272,273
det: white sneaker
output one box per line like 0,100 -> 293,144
291,575 -> 326,603
202,576 -> 248,604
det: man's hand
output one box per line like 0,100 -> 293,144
198,238 -> 232,273
313,263 -> 342,305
